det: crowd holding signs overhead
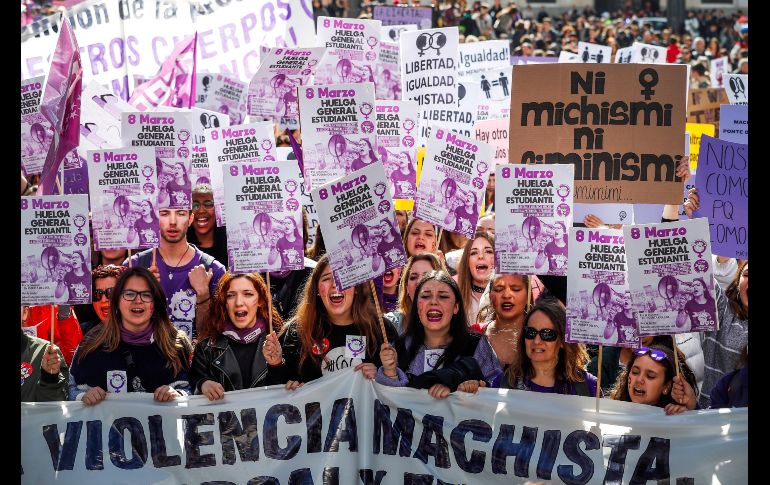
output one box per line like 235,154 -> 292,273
20,0 -> 747,483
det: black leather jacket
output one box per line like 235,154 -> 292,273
190,335 -> 274,393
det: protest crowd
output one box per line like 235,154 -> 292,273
20,0 -> 748,482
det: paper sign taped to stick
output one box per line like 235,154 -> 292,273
509,64 -> 688,204
566,227 -> 639,348
723,74 -> 748,105
21,194 -> 92,305
624,218 -> 718,335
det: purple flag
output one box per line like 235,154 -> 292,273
128,33 -> 197,112
38,17 -> 82,196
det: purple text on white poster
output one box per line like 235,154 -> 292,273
375,100 -> 419,200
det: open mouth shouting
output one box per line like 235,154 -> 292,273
328,292 -> 345,305
426,309 -> 443,322
475,263 -> 490,277
500,302 -> 515,312
195,215 -> 211,230
384,270 -> 396,286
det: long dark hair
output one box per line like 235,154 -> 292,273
725,261 -> 748,320
396,271 -> 476,371
77,267 -> 189,374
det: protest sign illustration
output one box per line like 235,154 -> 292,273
495,164 -> 574,276
376,41 -> 403,100
414,127 -> 492,239
576,42 -> 611,64
376,100 -> 419,200
687,87 -> 729,132
313,162 -> 406,290
314,17 -> 382,87
88,147 -> 160,250
205,121 -> 277,226
21,76 -> 52,176
566,227 -> 639,347
223,161 -> 304,273
191,107 -> 231,186
298,82 -> 377,191
692,135 -> 747,259
381,24 -> 418,43
509,64 -> 688,204
21,194 -> 91,305
624,218 -> 718,335
195,74 -> 249,126
458,40 -> 510,77
121,110 -> 193,209
247,47 -> 327,129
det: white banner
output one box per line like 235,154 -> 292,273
21,368 -> 748,484
21,0 -> 315,99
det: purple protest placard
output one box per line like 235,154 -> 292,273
21,76 -> 52,176
692,135 -> 748,259
21,194 -> 92,305
222,161 -> 304,273
624,218 -> 718,335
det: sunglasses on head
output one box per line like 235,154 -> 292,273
93,287 -> 115,301
633,347 -> 668,362
523,326 -> 558,342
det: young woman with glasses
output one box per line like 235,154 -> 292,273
69,267 -> 193,404
610,343 -> 698,415
493,298 -> 598,396
79,265 -> 127,336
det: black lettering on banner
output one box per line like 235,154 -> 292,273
288,467 -> 313,485
373,400 -> 415,456
306,402 -> 323,453
182,413 -> 216,468
42,421 -> 82,471
629,437 -> 671,484
491,424 -> 537,476
602,434 -> 641,483
148,414 -> 181,468
264,404 -> 302,460
202,482 -> 236,485
85,420 -> 104,470
403,473 -> 434,485
449,419 -> 492,473
218,409 -> 259,464
536,430 -> 561,480
557,430 -> 600,484
359,469 -> 387,485
323,466 -> 340,484
324,398 -> 358,452
247,477 -> 280,485
414,414 -> 450,468
108,417 -> 148,469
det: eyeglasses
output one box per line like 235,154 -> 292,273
93,287 -> 115,301
523,326 -> 558,342
121,290 -> 153,303
192,200 -> 215,210
633,347 -> 668,362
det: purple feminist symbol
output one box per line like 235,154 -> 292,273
367,36 -> 378,50
694,259 -> 709,273
179,298 -> 193,317
556,203 -> 571,217
347,336 -> 365,357
692,239 -> 707,258
359,102 -> 373,120
109,373 -> 126,393
74,233 -> 88,246
557,184 -> 570,202
178,146 -> 189,158
472,177 -> 484,190
374,182 -> 387,198
365,51 -> 377,61
378,200 -> 391,214
177,129 -> 190,143
73,214 -> 87,230
284,179 -> 298,196
427,352 -> 440,368
476,161 -> 488,176
261,139 -> 274,153
142,165 -> 154,179
143,183 -> 156,194
402,118 -> 415,134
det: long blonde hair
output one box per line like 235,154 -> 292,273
456,231 -> 495,313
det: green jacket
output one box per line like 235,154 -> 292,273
21,332 -> 68,402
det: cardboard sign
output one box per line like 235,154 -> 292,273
566,227 -> 639,348
624,218 -> 718,335
313,162 -> 406,290
222,161 -> 304,273
494,164 -> 574,276
87,147 -> 160,250
414,127 -> 493,239
687,88 -> 729,132
21,194 -> 92,305
692,135 -> 748,259
375,100 -> 419,200
509,64 -> 688,204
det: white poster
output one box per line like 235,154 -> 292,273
87,146 -> 160,251
577,41 -> 612,63
494,164 -> 574,276
414,127 -> 493,239
400,27 -> 460,144
724,73 -> 748,105
631,42 -> 667,64
298,82 -> 377,191
121,110 -> 194,209
458,40 -> 510,76
709,57 -> 729,88
79,80 -> 135,152
204,121 -> 277,226
313,162 -> 406,290
21,369 -> 748,484
573,203 -> 635,225
223,160 -> 304,273
21,194 -> 92,305
623,218 -> 719,335
566,227 -> 639,347
376,100 -> 419,200
247,46 -> 327,129
381,24 -> 417,43
313,16 -> 382,86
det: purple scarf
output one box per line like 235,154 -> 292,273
120,323 -> 155,346
223,318 -> 266,344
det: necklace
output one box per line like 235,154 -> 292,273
164,244 -> 191,280
471,282 -> 486,293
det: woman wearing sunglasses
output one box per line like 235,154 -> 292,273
79,265 -> 127,336
69,267 -> 193,404
376,271 -> 502,398
493,298 -> 598,396
610,343 -> 698,415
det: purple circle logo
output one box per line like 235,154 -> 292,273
556,203 -> 571,217
378,200 -> 391,214
74,233 -> 88,246
263,155 -> 276,162
141,166 -> 154,178
402,136 -> 415,147
694,259 -> 709,273
477,161 -> 489,174
285,180 -> 298,193
472,177 -> 484,189
286,198 -> 299,211
692,239 -> 707,257
143,183 -> 156,194
73,214 -> 87,229
177,129 -> 190,142
177,147 -> 189,158
365,51 -> 377,61
361,121 -> 375,133
427,352 -> 441,368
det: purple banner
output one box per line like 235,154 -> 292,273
692,135 -> 748,259
373,6 -> 432,28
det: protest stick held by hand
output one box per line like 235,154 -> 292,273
369,280 -> 388,345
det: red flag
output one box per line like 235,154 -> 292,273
129,34 -> 197,112
38,17 -> 82,196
